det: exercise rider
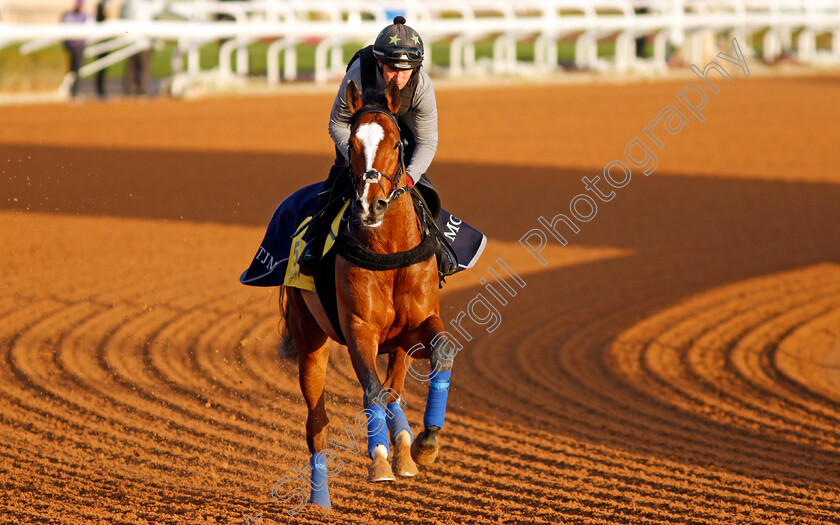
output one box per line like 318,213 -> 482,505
297,16 -> 440,277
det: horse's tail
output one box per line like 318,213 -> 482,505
277,286 -> 297,360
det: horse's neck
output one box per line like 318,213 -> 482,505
353,195 -> 421,253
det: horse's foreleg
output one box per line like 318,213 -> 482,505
412,315 -> 453,466
288,289 -> 332,508
299,342 -> 331,451
346,323 -> 396,482
298,342 -> 333,507
383,348 -> 417,477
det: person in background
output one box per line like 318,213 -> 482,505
95,0 -> 109,99
61,0 -> 89,99
120,0 -> 158,96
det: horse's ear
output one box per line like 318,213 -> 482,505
346,81 -> 363,115
384,80 -> 400,114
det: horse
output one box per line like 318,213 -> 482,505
278,79 -> 455,509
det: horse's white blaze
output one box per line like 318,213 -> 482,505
356,122 -> 384,172
355,122 -> 385,221
359,181 -> 371,213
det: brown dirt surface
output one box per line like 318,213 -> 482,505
2,73 -> 840,524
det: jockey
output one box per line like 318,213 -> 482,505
297,16 -> 440,277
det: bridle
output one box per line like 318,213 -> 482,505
334,102 -> 446,277
347,106 -> 412,205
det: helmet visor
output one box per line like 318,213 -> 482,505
384,47 -> 423,61
375,46 -> 423,68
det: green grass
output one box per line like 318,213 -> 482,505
0,44 -> 68,91
428,38 -> 618,67
0,36 -> 624,91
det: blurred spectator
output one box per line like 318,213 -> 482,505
61,0 -> 89,99
120,0 -> 159,96
635,7 -> 649,58
215,0 -> 236,22
95,0 -> 109,98
214,0 -> 236,46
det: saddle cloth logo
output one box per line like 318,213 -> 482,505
240,182 -> 323,287
439,210 -> 486,270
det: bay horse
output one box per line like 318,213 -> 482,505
279,79 -> 454,509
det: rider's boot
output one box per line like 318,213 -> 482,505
297,164 -> 349,277
297,217 -> 326,277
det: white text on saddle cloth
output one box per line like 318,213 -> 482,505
255,246 -> 282,272
443,214 -> 461,242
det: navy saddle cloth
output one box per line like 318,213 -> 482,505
240,182 -> 323,287
240,184 -> 486,288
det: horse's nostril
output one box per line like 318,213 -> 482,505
374,200 -> 388,214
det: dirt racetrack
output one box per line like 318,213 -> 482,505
2,73 -> 840,524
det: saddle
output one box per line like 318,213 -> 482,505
240,184 -> 487,340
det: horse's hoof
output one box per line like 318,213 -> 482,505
368,453 -> 396,482
392,440 -> 418,477
410,428 -> 440,466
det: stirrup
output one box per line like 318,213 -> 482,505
297,242 -> 320,277
437,243 -> 457,278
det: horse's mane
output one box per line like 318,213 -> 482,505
360,88 -> 392,112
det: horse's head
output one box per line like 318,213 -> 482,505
346,80 -> 407,228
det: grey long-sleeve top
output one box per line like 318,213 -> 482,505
328,60 -> 438,184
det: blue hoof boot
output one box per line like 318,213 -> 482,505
309,452 -> 331,509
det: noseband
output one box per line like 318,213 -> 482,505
348,106 -> 412,204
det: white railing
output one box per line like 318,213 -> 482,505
1,0 -> 839,94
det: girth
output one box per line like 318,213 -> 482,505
334,231 -> 436,271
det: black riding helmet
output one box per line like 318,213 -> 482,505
372,16 -> 424,70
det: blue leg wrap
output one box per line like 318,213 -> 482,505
366,405 -> 390,458
385,401 -> 412,444
423,370 -> 451,429
308,452 -> 331,509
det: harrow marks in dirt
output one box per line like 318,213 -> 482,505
612,264 -> 840,445
3,76 -> 840,524
442,264 -> 840,525
0,216 -> 289,523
